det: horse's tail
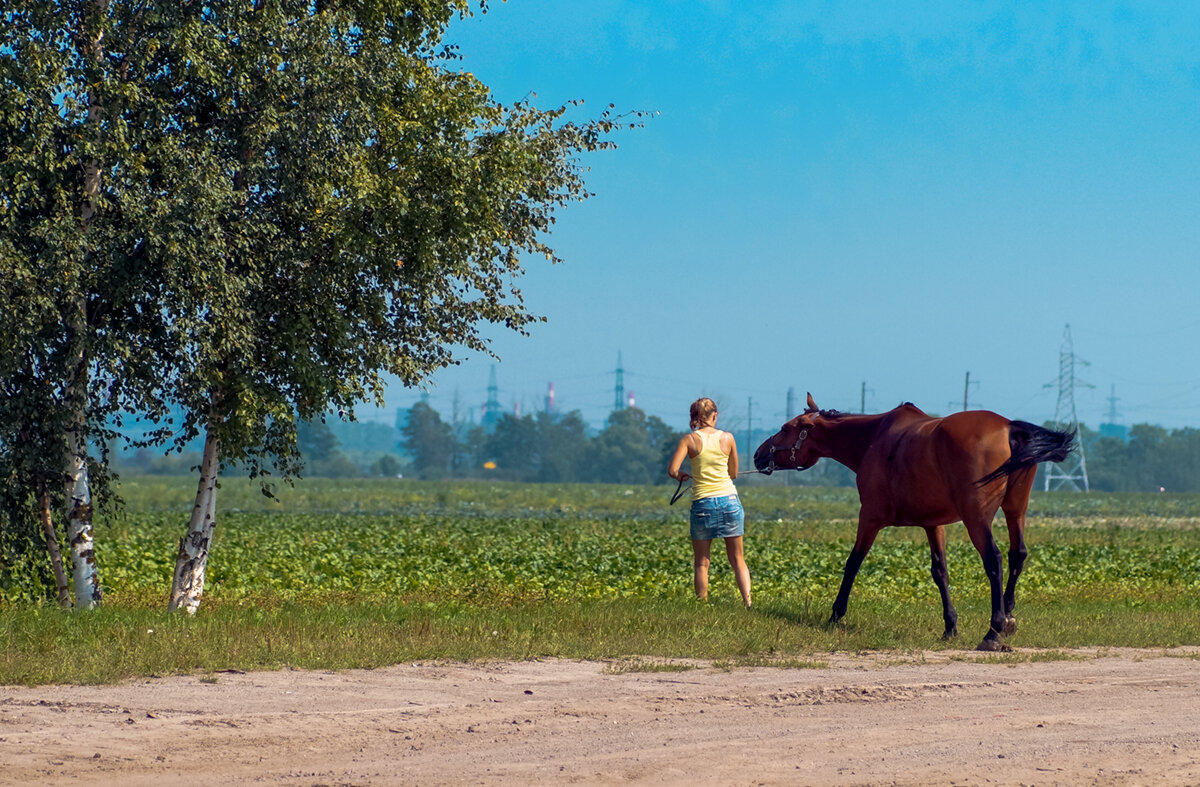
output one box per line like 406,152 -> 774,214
976,421 -> 1077,486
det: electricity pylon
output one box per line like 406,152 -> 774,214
1043,324 -> 1091,491
613,351 -> 625,412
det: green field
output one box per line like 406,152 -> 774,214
3,478 -> 1200,685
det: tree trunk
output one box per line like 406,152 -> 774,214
168,429 -> 220,614
37,485 -> 71,608
64,423 -> 102,609
58,0 -> 109,612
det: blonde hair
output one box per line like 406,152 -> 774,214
689,397 -> 718,430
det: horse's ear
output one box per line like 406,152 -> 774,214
806,392 -> 818,412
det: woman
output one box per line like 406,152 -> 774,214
667,397 -> 752,606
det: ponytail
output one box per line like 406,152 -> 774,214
689,397 -> 718,430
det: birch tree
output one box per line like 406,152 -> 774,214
125,2 -> 635,613
0,1 -> 155,607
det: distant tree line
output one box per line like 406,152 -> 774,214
397,411 -> 1200,491
1079,424 -> 1200,493
108,411 -> 1200,492
112,418 -> 403,480
401,402 -> 684,484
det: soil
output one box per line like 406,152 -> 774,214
2,647 -> 1199,786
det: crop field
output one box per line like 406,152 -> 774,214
3,478 -> 1200,684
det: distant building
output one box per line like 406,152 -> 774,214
1098,422 -> 1130,442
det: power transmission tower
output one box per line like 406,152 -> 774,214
613,351 -> 625,412
1043,324 -> 1092,491
746,397 -> 754,463
1099,384 -> 1129,440
481,366 -> 501,433
1105,384 -> 1120,423
786,387 -> 795,420
860,381 -> 874,413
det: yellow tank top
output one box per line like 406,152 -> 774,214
691,430 -> 737,501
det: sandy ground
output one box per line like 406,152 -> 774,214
2,648 -> 1199,786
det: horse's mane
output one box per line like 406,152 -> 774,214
808,403 -> 920,419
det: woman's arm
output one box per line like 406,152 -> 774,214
668,436 -> 691,481
727,432 -> 739,479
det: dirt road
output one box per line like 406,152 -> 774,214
2,648 -> 1199,786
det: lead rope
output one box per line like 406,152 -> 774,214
669,468 -> 773,505
669,477 -> 690,505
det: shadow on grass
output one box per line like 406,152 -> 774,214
753,598 -> 830,630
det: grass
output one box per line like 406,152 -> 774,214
4,592 -> 1199,686
2,478 -> 1200,685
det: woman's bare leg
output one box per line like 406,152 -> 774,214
724,536 -> 752,607
692,539 -> 712,599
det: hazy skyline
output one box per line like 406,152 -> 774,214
371,1 -> 1200,435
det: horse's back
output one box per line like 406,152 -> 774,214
859,409 -> 1012,526
856,409 -> 954,524
936,410 -> 1013,460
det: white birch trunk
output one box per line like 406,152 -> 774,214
38,487 -> 72,608
58,0 -> 108,611
168,430 -> 220,614
64,425 -> 102,608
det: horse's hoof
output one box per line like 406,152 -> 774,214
942,627 -> 958,640
976,638 -> 1012,653
1002,616 -> 1018,636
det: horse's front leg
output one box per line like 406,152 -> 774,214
925,525 -> 958,638
965,517 -> 1009,652
828,518 -> 881,627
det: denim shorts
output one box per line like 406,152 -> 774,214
690,495 -> 744,540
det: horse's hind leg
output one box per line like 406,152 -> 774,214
1001,524 -> 1026,637
925,525 -> 957,638
828,519 -> 881,626
965,516 -> 1010,652
1000,468 -> 1036,635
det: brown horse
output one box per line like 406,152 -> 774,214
753,393 -> 1075,651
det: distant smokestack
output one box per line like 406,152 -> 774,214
546,382 -> 556,413
627,391 -> 635,408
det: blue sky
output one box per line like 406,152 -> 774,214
377,1 -> 1200,437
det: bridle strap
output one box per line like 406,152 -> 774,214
765,428 -> 809,473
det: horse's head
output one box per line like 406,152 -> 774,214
754,393 -> 823,473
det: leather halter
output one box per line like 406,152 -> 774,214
765,426 -> 809,473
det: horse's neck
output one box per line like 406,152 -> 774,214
818,414 -> 887,472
